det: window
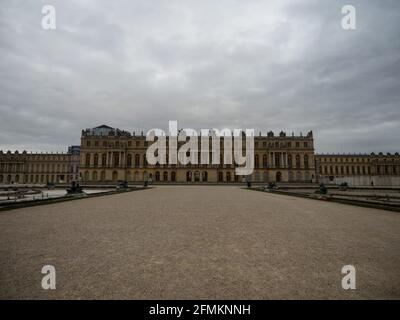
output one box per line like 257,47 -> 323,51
113,153 -> 120,167
275,154 -> 280,167
102,153 -> 107,166
255,155 -> 259,168
263,154 -> 268,167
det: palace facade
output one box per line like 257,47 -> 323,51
0,148 -> 80,185
79,125 -> 316,183
1,125 -> 399,186
315,153 -> 400,186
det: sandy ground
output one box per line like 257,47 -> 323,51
0,186 -> 399,299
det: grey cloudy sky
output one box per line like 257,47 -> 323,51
0,0 -> 399,153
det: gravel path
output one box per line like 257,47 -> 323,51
0,186 -> 399,299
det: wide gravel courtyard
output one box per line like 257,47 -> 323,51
0,186 -> 399,299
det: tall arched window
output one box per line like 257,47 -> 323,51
127,154 -> 132,167
275,154 -> 280,168
304,155 -> 309,169
102,153 -> 107,167
296,155 -> 301,169
94,154 -> 99,167
255,155 -> 259,168
112,171 -> 118,181
85,153 -> 90,166
263,154 -> 267,167
288,155 -> 292,168
113,153 -> 120,167
135,154 -> 140,167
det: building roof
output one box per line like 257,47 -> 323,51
94,125 -> 114,129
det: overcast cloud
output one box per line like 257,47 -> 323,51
0,0 -> 399,153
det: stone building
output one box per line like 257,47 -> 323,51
79,125 -> 316,183
2,125 -> 399,186
0,148 -> 80,185
315,153 -> 400,186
